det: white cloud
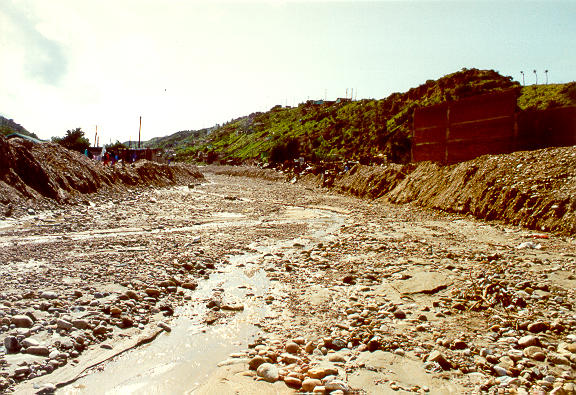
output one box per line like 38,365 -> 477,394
1,0 -> 574,144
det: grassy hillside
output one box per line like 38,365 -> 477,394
146,69 -> 575,165
517,82 -> 576,110
0,115 -> 38,139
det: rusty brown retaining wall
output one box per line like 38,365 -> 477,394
412,90 -> 576,164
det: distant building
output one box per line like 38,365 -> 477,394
118,147 -> 166,163
336,98 -> 352,104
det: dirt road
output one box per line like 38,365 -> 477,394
1,170 -> 575,394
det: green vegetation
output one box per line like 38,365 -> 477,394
52,128 -> 90,153
105,140 -> 128,151
142,69 -> 576,165
0,115 -> 38,139
517,82 -> 576,110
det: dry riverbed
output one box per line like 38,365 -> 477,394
1,170 -> 575,394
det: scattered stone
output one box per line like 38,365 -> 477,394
249,356 -> 266,370
109,306 -> 122,316
307,366 -> 338,379
124,290 -> 140,300
11,315 -> 34,328
221,304 -> 244,311
217,358 -> 249,367
280,353 -> 301,364
256,363 -> 279,383
285,341 -> 300,354
367,337 -> 382,352
302,378 -> 322,392
25,346 -> 50,356
452,339 -> 468,350
21,338 -> 39,348
518,335 -> 540,348
524,346 -> 546,361
4,336 -> 20,353
328,354 -> 346,363
428,350 -> 452,370
528,321 -> 549,333
325,379 -> 350,392
284,376 -> 302,389
325,338 -> 346,351
93,325 -> 108,335
493,365 -> 508,376
204,312 -> 218,325
72,319 -> 91,330
145,288 -> 161,298
56,319 -> 73,330
547,353 -> 571,366
393,309 -> 407,319
40,291 -> 58,300
36,383 -> 57,394
181,282 -> 198,290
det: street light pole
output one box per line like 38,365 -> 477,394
533,70 -> 538,85
520,71 -> 525,86
545,70 -> 549,85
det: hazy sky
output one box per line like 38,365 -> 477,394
1,0 -> 574,144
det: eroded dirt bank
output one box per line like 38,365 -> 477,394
297,146 -> 576,235
1,171 -> 574,394
0,135 -> 203,216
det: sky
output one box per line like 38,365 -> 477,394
1,0 -> 575,144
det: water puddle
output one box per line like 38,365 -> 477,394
9,195 -> 351,394
60,256 -> 270,394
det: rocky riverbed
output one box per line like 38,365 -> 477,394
1,170 -> 575,394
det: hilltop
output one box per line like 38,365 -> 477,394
143,69 -> 576,165
0,115 -> 39,140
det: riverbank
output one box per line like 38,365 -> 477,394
1,171 -> 574,394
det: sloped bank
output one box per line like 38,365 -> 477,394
0,135 -> 204,213
315,146 -> 576,235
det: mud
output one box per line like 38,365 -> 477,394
1,169 -> 574,394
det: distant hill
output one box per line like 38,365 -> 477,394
140,127 -> 215,150
144,69 -> 576,164
0,115 -> 39,139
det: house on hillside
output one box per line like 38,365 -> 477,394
336,98 -> 352,104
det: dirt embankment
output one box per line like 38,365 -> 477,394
202,164 -> 287,182
296,146 -> 576,235
0,136 -> 204,214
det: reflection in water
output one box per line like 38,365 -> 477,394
60,263 -> 269,395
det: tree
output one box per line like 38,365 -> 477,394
105,140 -> 127,151
52,128 -> 90,153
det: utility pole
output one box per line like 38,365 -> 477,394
520,71 -> 525,86
94,125 -> 98,147
138,116 -> 142,149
